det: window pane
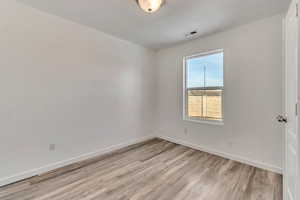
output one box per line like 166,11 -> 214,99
188,89 -> 204,117
185,51 -> 224,122
187,59 -> 205,88
204,90 -> 223,120
204,53 -> 223,87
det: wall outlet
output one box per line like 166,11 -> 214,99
49,144 -> 56,151
184,128 -> 188,135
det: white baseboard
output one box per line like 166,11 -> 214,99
0,135 -> 155,187
0,134 -> 282,187
157,135 -> 282,174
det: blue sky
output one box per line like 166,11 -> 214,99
187,52 -> 223,88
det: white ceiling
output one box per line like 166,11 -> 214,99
19,0 -> 290,49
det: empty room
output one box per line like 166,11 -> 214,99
0,0 -> 299,199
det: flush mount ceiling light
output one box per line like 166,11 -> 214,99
136,0 -> 165,13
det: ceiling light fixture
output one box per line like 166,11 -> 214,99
136,0 -> 165,13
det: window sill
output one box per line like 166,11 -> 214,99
183,118 -> 224,126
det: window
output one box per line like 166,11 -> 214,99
183,50 -> 224,124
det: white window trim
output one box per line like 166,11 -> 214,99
183,49 -> 225,125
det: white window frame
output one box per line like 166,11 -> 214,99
183,49 -> 224,125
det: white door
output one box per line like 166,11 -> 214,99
284,1 -> 299,200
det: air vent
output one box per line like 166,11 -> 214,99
185,30 -> 199,39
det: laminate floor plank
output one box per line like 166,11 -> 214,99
0,139 -> 282,200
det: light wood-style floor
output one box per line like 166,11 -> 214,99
0,139 -> 282,200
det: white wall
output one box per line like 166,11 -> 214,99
0,1 -> 156,186
155,14 -> 284,172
